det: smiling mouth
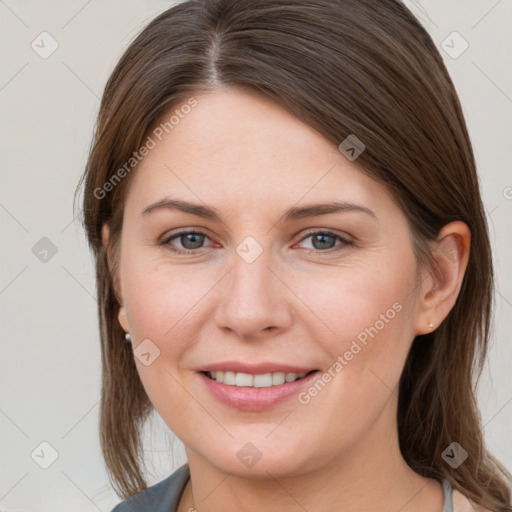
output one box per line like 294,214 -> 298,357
202,369 -> 318,388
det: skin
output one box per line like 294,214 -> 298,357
103,87 -> 470,512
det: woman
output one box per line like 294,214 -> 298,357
76,0 -> 512,510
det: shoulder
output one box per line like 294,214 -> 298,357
452,488 -> 492,512
110,463 -> 190,512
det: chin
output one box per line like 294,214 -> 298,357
193,440 -> 320,480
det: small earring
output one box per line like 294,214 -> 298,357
125,332 -> 131,343
428,321 -> 434,329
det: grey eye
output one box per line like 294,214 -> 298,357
178,232 -> 206,250
309,233 -> 336,250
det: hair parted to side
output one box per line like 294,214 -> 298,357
75,0 -> 512,509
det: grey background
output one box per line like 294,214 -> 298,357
0,0 -> 511,510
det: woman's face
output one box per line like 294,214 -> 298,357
112,87 -> 429,478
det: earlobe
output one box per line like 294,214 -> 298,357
414,221 -> 470,335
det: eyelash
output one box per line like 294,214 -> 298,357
160,229 -> 354,255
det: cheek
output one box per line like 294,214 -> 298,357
292,256 -> 418,414
119,258 -> 208,415
296,257 -> 415,347
287,260 -> 417,448
121,252 -> 209,342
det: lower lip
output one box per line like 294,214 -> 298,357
198,371 -> 320,411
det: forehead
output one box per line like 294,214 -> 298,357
125,87 -> 389,216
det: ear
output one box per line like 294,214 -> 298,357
102,224 -> 130,333
414,221 -> 471,335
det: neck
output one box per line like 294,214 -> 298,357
177,404 -> 443,512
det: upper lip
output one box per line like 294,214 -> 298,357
197,362 -> 318,374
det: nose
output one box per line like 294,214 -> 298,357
213,245 -> 294,340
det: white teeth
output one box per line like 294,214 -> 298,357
235,372 -> 253,387
208,371 -> 308,387
272,372 -> 286,385
223,371 -> 236,385
253,374 -> 271,387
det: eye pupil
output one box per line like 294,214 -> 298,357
181,233 -> 204,249
312,233 -> 335,250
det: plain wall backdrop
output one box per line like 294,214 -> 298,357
0,1 -> 511,510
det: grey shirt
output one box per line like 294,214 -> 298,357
111,464 -> 456,512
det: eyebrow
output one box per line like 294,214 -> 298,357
141,198 -> 376,222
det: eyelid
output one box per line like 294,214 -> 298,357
160,228 -> 354,255
297,229 -> 353,243
294,229 -> 354,252
161,228 -> 214,250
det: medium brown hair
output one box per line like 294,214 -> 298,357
75,0 -> 512,509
